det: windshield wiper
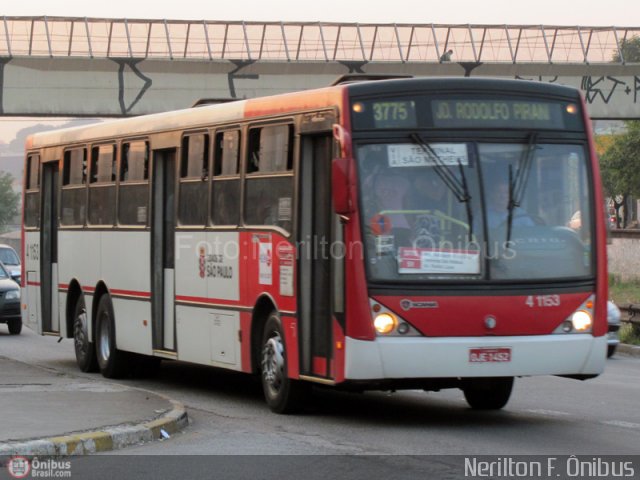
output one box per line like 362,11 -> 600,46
410,133 -> 473,241
506,133 -> 538,243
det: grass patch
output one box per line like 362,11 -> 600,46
608,275 -> 640,306
619,323 -> 640,346
609,275 -> 640,346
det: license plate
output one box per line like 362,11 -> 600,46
469,348 -> 511,363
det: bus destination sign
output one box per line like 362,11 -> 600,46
431,99 -> 565,129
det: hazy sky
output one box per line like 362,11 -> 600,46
2,0 -> 639,26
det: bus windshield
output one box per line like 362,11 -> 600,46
357,141 -> 593,283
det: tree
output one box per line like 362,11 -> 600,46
598,35 -> 640,228
0,171 -> 19,232
599,121 -> 640,227
613,35 -> 640,63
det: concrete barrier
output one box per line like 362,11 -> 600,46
608,230 -> 640,282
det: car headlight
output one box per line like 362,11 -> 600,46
5,290 -> 20,301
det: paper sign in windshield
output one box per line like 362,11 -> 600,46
387,143 -> 468,168
398,247 -> 480,274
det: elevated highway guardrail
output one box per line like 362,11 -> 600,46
0,17 -> 639,117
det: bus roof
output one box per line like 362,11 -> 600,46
342,76 -> 582,99
26,100 -> 247,150
25,83 -> 349,150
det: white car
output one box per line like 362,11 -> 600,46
607,301 -> 621,358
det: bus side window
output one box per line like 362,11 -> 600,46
25,154 -> 41,228
61,148 -> 87,226
88,144 -> 117,226
178,133 -> 209,226
244,124 -> 294,232
211,130 -> 241,226
118,141 -> 149,226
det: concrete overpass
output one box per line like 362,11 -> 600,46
0,16 -> 639,118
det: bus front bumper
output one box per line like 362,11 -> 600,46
344,334 -> 607,380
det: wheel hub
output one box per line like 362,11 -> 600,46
98,314 -> 111,361
74,309 -> 89,353
262,334 -> 285,393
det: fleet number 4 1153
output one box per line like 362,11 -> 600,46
525,295 -> 560,307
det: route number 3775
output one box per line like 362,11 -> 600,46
525,295 -> 561,307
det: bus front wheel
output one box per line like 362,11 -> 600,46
73,295 -> 98,372
260,311 -> 307,414
96,294 -> 128,379
462,377 -> 514,410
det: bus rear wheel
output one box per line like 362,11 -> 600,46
73,295 -> 98,372
96,294 -> 128,379
462,377 -> 514,410
260,312 -> 307,414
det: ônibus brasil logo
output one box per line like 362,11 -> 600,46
6,457 -> 71,478
7,456 -> 31,478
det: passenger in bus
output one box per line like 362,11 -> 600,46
404,170 -> 453,247
361,167 -> 413,252
485,177 -> 535,229
372,170 -> 411,234
406,170 -> 448,214
567,210 -> 582,230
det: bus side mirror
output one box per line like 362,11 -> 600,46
332,157 -> 354,215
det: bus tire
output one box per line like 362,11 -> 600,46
73,295 -> 99,372
7,318 -> 22,335
462,377 -> 514,410
260,311 -> 307,414
96,294 -> 128,379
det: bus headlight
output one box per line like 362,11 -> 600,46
571,310 -> 592,332
374,313 -> 397,334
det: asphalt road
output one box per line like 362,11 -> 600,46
2,325 -> 639,462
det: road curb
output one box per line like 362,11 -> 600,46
0,399 -> 188,456
616,343 -> 640,358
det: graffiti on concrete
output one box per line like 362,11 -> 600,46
338,61 -> 368,74
227,60 -> 259,98
460,62 -> 483,77
515,75 -> 559,83
113,59 -> 153,115
581,75 -> 640,104
515,75 -> 640,105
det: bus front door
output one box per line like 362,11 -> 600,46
299,133 -> 343,379
151,149 -> 177,353
40,162 -> 59,334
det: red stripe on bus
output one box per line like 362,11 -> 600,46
27,281 -> 40,287
56,284 -> 103,294
110,288 -> 151,298
175,295 -> 239,306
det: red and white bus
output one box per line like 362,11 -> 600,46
22,77 -> 608,412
